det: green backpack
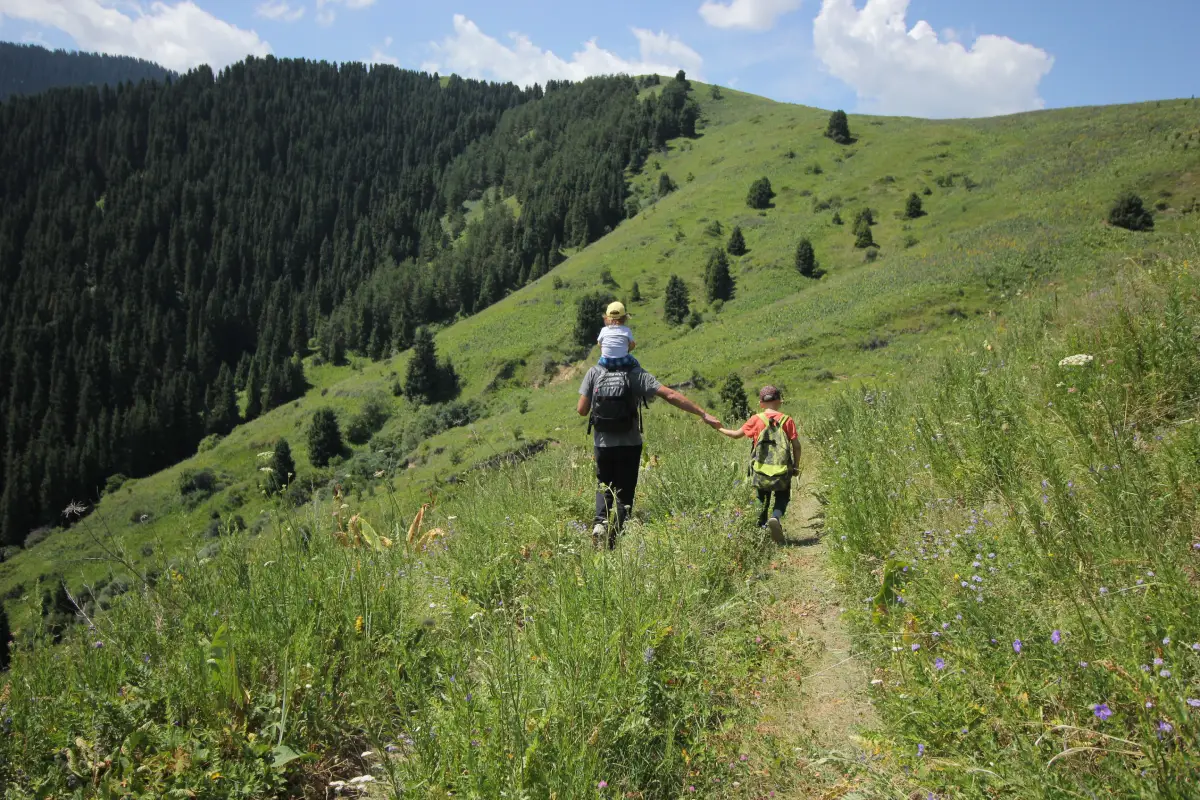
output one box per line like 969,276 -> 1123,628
749,412 -> 796,492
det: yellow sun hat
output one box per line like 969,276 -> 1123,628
605,301 -> 628,320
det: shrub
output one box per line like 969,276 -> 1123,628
824,109 -> 852,144
24,526 -> 53,549
307,409 -> 344,468
864,246 -> 880,262
704,219 -> 723,237
687,310 -> 703,329
726,226 -> 746,255
1108,192 -> 1154,231
664,275 -> 690,325
805,162 -> 823,175
630,282 -> 642,303
599,268 -> 618,287
904,192 -> 925,219
903,234 -> 919,249
103,473 -> 128,496
795,238 -> 818,278
657,173 -> 676,197
831,211 -> 843,226
552,276 -> 565,290
197,434 -> 223,454
746,177 -> 775,209
178,468 -> 219,501
813,369 -> 836,382
719,374 -> 750,421
922,186 -> 932,196
704,248 -> 735,302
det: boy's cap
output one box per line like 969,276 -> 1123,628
605,301 -> 628,319
759,385 -> 781,402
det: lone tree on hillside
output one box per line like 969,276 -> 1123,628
720,374 -> 751,421
573,292 -> 613,349
1108,192 -> 1154,231
825,110 -> 852,144
0,600 -> 11,671
675,70 -> 691,89
265,437 -> 296,495
904,192 -> 925,219
658,172 -> 676,197
307,408 -> 344,468
795,238 -> 819,278
630,281 -> 642,302
664,275 -> 691,325
747,177 -> 775,209
705,248 -> 735,302
855,224 -> 876,249
404,327 -> 459,404
726,225 -> 746,255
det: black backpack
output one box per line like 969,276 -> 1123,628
588,367 -> 647,434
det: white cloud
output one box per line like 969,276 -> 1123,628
699,0 -> 803,31
368,35 -> 399,66
813,0 -> 1053,118
422,14 -> 703,87
312,0 -> 373,25
256,1 -> 304,23
0,0 -> 271,72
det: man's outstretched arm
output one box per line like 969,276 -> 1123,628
654,386 -> 721,428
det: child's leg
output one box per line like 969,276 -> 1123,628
756,490 -> 772,527
771,490 -> 791,521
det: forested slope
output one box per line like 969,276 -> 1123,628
0,42 -> 174,101
0,60 -> 698,548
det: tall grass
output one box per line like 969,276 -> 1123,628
812,246 -> 1200,798
0,418 -> 774,797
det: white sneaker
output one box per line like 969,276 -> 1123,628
766,517 -> 785,544
592,523 -> 607,539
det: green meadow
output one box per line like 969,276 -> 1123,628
2,81 -> 1200,797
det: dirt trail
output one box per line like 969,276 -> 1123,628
755,476 -> 880,797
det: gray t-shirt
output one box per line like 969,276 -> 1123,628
579,365 -> 662,448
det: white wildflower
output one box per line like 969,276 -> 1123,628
257,451 -> 274,459
349,775 -> 376,784
259,467 -> 274,473
1058,354 -> 1094,367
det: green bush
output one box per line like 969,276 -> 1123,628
746,176 -> 774,209
1108,192 -> 1154,231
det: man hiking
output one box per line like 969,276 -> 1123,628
717,385 -> 801,544
578,363 -> 721,548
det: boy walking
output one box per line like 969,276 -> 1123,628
718,385 -> 800,544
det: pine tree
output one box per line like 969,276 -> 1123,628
795,238 -> 818,277
307,409 -> 344,468
266,438 -> 296,494
630,281 -> 642,303
205,362 -> 239,435
705,248 -> 735,302
726,225 -> 746,255
1108,192 -> 1154,231
831,211 -> 843,226
664,275 -> 690,325
244,359 -> 263,421
404,328 -> 440,405
825,110 -> 852,144
904,192 -> 924,219
854,224 -> 876,249
746,177 -> 774,209
719,374 -> 751,422
574,293 -> 611,349
0,600 -> 11,671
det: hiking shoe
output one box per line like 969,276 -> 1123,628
592,523 -> 607,548
766,517 -> 785,544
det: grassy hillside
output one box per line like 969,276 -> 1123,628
2,86 -> 1198,627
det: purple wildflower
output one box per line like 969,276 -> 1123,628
1160,669 -> 1172,678
1187,699 -> 1200,708
1161,636 -> 1169,645
1051,630 -> 1061,645
917,744 -> 925,757
912,643 -> 920,651
935,658 -> 946,670
1079,661 -> 1089,668
1013,639 -> 1022,654
1093,703 -> 1112,721
1099,587 -> 1109,595
1154,657 -> 1164,666
1158,721 -> 1173,734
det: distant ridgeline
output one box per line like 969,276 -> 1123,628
0,57 -> 700,547
0,42 -> 175,101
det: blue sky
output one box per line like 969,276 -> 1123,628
1,0 -> 1196,118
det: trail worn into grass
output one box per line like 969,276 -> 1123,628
756,477 -> 881,798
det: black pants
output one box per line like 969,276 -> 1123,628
594,445 -> 642,547
757,489 -> 790,527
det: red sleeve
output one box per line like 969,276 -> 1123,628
741,416 -> 763,438
784,417 -> 798,440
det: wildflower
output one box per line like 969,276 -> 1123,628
1079,661 -> 1089,668
1158,720 -> 1173,734
1148,571 -> 1156,578
1051,629 -> 1061,645
1154,657 -> 1164,666
1146,701 -> 1155,708
1058,354 -> 1094,368
354,615 -> 364,634
1160,669 -> 1171,678
92,641 -> 104,649
1093,703 -> 1112,721
1161,635 -> 1169,645
1187,699 -> 1200,708
935,658 -> 946,670
912,643 -> 920,651
1141,665 -> 1151,672
1099,587 -> 1108,595
941,622 -> 950,630
740,754 -> 748,761
917,744 -> 925,757
1013,640 -> 1022,654
62,501 -> 89,518
643,646 -> 655,664
598,780 -> 608,790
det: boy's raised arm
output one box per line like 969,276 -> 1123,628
718,426 -> 746,439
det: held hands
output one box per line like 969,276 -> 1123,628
701,412 -> 722,429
